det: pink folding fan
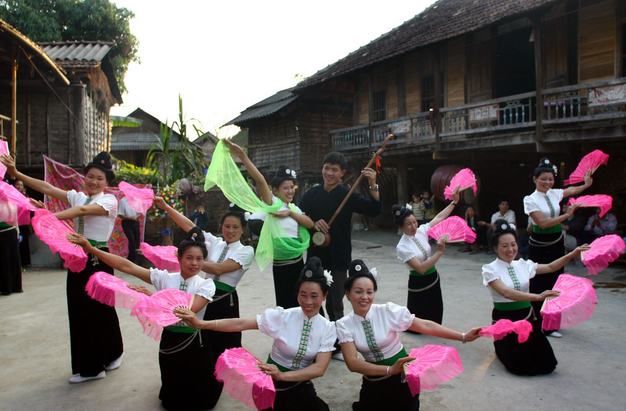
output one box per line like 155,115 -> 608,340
567,194 -> 612,218
564,149 -> 609,185
581,234 -> 626,275
31,209 -> 87,272
404,345 -> 464,396
479,319 -> 532,343
132,288 -> 194,340
444,168 -> 477,200
118,181 -> 154,214
0,180 -> 37,225
85,271 -> 148,310
427,216 -> 476,243
0,140 -> 9,179
541,274 -> 597,331
140,242 -> 180,271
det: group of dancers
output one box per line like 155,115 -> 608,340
0,145 -> 597,410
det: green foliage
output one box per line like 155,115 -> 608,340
0,0 -> 139,93
111,158 -> 162,186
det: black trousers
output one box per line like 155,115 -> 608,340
262,380 -> 329,411
272,256 -> 304,309
121,219 -> 140,263
0,227 -> 22,294
352,373 -> 419,411
407,271 -> 443,324
529,231 -> 564,333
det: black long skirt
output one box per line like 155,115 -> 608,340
67,250 -> 123,376
159,328 -> 220,411
492,306 -> 557,376
0,227 -> 22,294
352,373 -> 419,411
272,255 -> 304,309
261,380 -> 329,411
407,271 -> 443,325
202,288 -> 242,403
529,231 -> 564,332
18,225 -> 31,266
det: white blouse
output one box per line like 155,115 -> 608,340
202,231 -> 254,288
149,268 -> 216,320
67,190 -> 117,242
396,223 -> 432,270
271,196 -> 303,239
257,307 -> 336,371
336,303 -> 414,363
523,189 -> 563,227
482,258 -> 538,303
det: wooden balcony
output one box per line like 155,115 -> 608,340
329,78 -> 626,155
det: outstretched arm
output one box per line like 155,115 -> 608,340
154,196 -> 194,232
537,245 -> 590,274
68,233 -> 152,283
429,187 -> 460,227
1,154 -> 69,204
54,203 -> 109,220
176,308 -> 258,331
409,317 -> 481,342
224,139 -> 272,206
563,171 -> 593,197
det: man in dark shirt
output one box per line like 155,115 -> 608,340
189,203 -> 210,231
299,152 -> 383,322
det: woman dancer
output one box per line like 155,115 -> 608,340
482,220 -> 589,375
13,179 -> 31,266
70,230 -> 219,410
155,199 -> 254,400
394,187 -> 460,326
177,257 -> 336,411
225,139 -> 314,308
337,259 -> 481,411
524,158 -> 592,337
0,190 -> 22,295
1,152 -> 123,383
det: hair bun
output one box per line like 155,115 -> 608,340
493,219 -> 516,234
348,259 -> 370,277
535,157 -> 558,176
301,257 -> 325,280
186,226 -> 205,243
91,152 -> 112,169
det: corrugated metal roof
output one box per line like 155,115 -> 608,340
111,132 -> 181,151
39,41 -> 112,67
224,89 -> 298,126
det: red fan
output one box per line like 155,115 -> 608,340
118,181 -> 154,215
215,347 -> 276,410
564,149 -> 609,186
31,209 -> 87,272
541,274 -> 597,331
444,168 -> 477,200
427,216 -> 476,243
132,288 -> 194,340
85,271 -> 148,310
479,319 -> 532,343
405,345 -> 464,396
581,234 -> 626,275
140,242 -> 180,272
0,140 -> 9,179
567,194 -> 613,218
0,180 -> 37,225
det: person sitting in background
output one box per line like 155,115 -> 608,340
422,190 -> 436,223
189,203 -> 210,231
561,204 -> 585,252
461,206 -> 487,254
582,208 -> 617,244
479,199 -> 516,254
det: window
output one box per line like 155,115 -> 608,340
372,90 -> 386,122
421,74 -> 444,112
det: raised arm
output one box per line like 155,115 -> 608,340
536,245 -> 589,274
269,209 -> 315,229
563,171 -> 593,198
429,187 -> 460,227
154,196 -> 194,232
68,233 -> 152,283
224,139 -> 272,206
1,154 -> 69,204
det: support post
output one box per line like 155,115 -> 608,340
11,48 -> 17,158
534,22 -> 544,143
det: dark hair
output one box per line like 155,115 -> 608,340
392,204 -> 413,227
412,192 -> 422,199
534,158 -> 557,178
178,227 -> 208,259
84,151 -> 115,183
490,219 -> 517,248
422,190 -> 431,196
323,152 -> 347,170
270,165 -> 297,189
344,259 -> 378,292
498,198 -> 509,205
196,202 -> 204,208
221,210 -> 247,228
294,257 -> 331,295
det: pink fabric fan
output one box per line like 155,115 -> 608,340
567,194 -> 613,218
479,319 -> 532,343
140,242 -> 180,271
118,181 -> 154,214
0,198 -> 17,226
0,140 -> 8,179
131,288 -> 194,340
427,216 -> 477,243
31,209 -> 87,272
215,347 -> 276,410
564,149 -> 609,185
444,168 -> 477,200
405,345 -> 464,396
85,271 -> 148,310
581,234 -> 626,275
0,180 -> 37,225
541,274 -> 597,331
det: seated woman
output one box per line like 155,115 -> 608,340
337,259 -> 482,411
70,229 -> 219,411
176,257 -> 336,411
461,205 -> 487,254
482,219 -> 589,376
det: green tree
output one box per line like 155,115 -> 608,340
0,0 -> 139,93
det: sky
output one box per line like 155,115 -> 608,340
110,0 -> 437,138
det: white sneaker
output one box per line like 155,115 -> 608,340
332,352 -> 345,362
547,331 -> 562,338
69,371 -> 106,384
105,353 -> 124,371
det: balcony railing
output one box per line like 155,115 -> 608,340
329,78 -> 626,151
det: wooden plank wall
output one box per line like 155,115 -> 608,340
404,50 -> 421,115
445,37 -> 465,107
579,0 -> 615,82
358,72 -> 369,125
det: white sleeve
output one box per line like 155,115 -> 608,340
228,246 -> 254,271
202,230 -> 221,249
518,259 -> 539,280
256,307 -> 284,339
149,267 -> 169,291
481,264 -> 500,286
385,303 -> 415,332
95,194 -> 118,218
396,241 -> 416,264
319,321 -> 337,352
523,195 -> 540,216
336,319 -> 354,344
66,189 -> 83,207
552,189 -> 564,204
195,279 -> 215,302
509,210 -> 516,224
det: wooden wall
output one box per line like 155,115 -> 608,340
579,0 -> 616,82
404,50 -> 421,115
445,37 -> 465,107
